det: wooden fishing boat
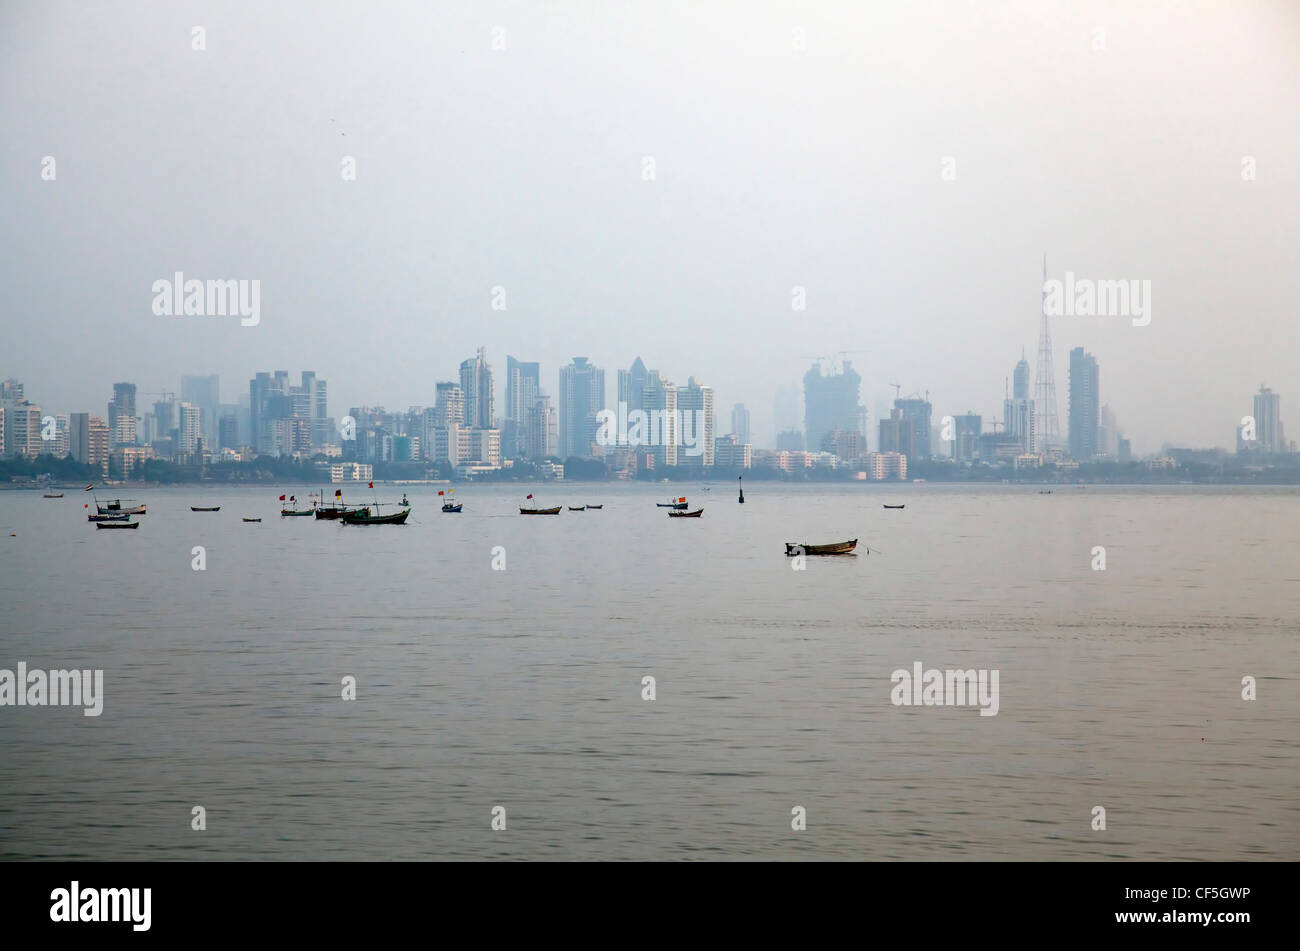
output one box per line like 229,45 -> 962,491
341,508 -> 409,525
96,500 -> 145,515
519,506 -> 562,515
657,498 -> 688,509
96,521 -> 140,530
89,513 -> 130,522
242,517 -> 262,523
568,505 -> 586,511
586,504 -> 603,510
191,506 -> 221,512
43,492 -> 64,498
667,508 -> 704,518
439,489 -> 461,512
883,504 -> 905,509
784,539 -> 858,556
281,509 -> 316,517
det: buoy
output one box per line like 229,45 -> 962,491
738,476 -> 745,504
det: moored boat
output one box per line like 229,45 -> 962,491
883,504 -> 904,509
439,489 -> 462,513
96,499 -> 145,515
96,521 -> 140,530
191,506 -> 222,512
784,539 -> 859,556
520,506 -> 562,515
568,505 -> 586,511
88,513 -> 130,522
43,492 -> 64,498
657,497 -> 688,509
341,507 -> 409,525
586,504 -> 603,510
667,508 -> 704,518
242,517 -> 262,523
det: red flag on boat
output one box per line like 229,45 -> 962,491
84,503 -> 88,509
290,496 -> 295,502
678,497 -> 686,503
526,494 -> 533,499
368,482 -> 374,489
438,491 -> 444,496
84,484 -> 94,491
335,490 -> 342,498
279,495 -> 286,501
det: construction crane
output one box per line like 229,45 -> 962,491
889,383 -> 902,400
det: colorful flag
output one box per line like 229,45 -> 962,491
438,491 -> 444,496
678,497 -> 686,503
368,482 -> 374,489
279,495 -> 286,501
335,490 -> 342,498
84,484 -> 94,491
526,494 -> 534,499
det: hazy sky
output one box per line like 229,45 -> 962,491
3,0 -> 1297,453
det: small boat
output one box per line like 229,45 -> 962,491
191,506 -> 221,512
96,521 -> 140,530
281,509 -> 316,517
520,506 -> 562,515
883,504 -> 905,510
96,499 -> 145,515
88,513 -> 130,522
400,493 -> 410,507
667,508 -> 704,518
586,504 -> 603,510
439,489 -> 461,513
341,508 -> 409,525
657,497 -> 688,509
1038,490 -> 1052,495
785,539 -> 858,556
242,517 -> 262,523
568,505 -> 586,511
43,492 -> 64,498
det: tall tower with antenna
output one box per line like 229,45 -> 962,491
1033,253 -> 1061,449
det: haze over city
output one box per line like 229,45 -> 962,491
3,0 -> 1298,452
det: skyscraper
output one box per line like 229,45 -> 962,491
108,382 -> 137,448
181,374 -> 220,446
675,376 -> 715,468
558,357 -> 605,459
504,356 -> 540,458
249,371 -> 325,455
177,401 -> 203,455
731,403 -> 751,445
1004,350 -> 1035,453
894,396 -> 932,461
459,347 -> 494,429
802,359 -> 863,455
1034,255 -> 1061,449
1068,346 -> 1100,461
434,382 -> 465,426
953,413 -> 981,462
1253,385 -> 1283,452
524,394 -> 558,460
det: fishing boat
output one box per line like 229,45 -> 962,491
242,517 -> 262,523
520,506 -> 562,515
883,504 -> 905,509
88,513 -> 130,522
96,521 -> 140,530
400,493 -> 410,506
439,489 -> 461,513
785,539 -> 859,556
96,499 -> 145,515
586,504 -> 603,510
657,496 -> 688,509
43,492 -> 64,498
568,505 -> 586,511
341,507 -> 409,525
667,508 -> 703,518
278,494 -> 314,516
191,506 -> 221,512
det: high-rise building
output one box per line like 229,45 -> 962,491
953,413 -> 981,462
434,383 -> 465,426
776,430 -> 805,452
642,368 -> 678,468
559,357 -> 605,459
675,376 -> 714,468
504,356 -> 541,458
459,347 -> 494,429
177,401 -> 203,455
731,403 -> 751,446
218,413 -> 238,451
1098,405 -> 1120,459
803,360 -> 863,456
713,434 -> 752,469
249,371 -> 327,455
181,374 -> 220,446
1034,255 -> 1061,449
894,397 -> 933,462
1068,346 -> 1100,461
1,400 -> 42,456
70,414 -> 110,475
0,379 -> 23,401
1004,351 -> 1035,453
108,383 -> 137,448
1253,385 -> 1283,452
524,394 -> 558,460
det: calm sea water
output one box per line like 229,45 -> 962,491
0,483 -> 1296,860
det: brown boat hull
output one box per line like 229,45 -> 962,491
668,509 -> 704,518
520,507 -> 562,515
785,539 -> 858,555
